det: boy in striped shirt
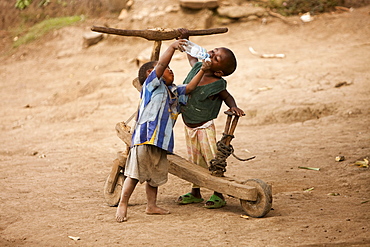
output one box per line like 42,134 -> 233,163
116,38 -> 211,222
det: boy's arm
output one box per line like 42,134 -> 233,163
219,90 -> 245,117
185,60 -> 211,94
187,53 -> 199,67
155,40 -> 181,78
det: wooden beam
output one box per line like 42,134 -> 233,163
91,26 -> 228,41
151,40 -> 162,61
168,154 -> 257,201
114,113 -> 257,201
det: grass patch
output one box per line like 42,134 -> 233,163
13,15 -> 83,48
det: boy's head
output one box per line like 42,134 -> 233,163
209,47 -> 237,77
138,61 -> 174,86
138,61 -> 157,85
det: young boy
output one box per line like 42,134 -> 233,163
177,40 -> 245,209
115,38 -> 211,222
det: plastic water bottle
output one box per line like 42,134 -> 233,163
182,39 -> 211,61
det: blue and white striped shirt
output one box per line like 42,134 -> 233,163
131,69 -> 187,153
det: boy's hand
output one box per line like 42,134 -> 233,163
229,107 -> 245,117
177,28 -> 189,40
201,59 -> 211,71
177,39 -> 188,52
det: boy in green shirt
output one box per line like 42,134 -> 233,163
178,40 -> 245,208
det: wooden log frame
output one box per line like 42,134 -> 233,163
210,111 -> 239,176
91,26 -> 228,41
223,111 -> 239,146
115,122 -> 258,201
105,26 -> 259,202
168,154 -> 257,201
91,26 -> 228,61
151,40 -> 162,61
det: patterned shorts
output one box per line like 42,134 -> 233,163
184,120 -> 217,188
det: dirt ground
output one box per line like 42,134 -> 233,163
1,3 -> 370,247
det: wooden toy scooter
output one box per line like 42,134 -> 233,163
93,26 -> 272,218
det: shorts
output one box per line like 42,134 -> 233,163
124,144 -> 169,187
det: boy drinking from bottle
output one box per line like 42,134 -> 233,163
177,33 -> 245,209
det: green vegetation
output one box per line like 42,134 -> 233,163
13,15 -> 83,48
15,0 -> 55,10
15,0 -> 33,10
267,0 -> 345,16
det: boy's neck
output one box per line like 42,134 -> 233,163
198,73 -> 222,86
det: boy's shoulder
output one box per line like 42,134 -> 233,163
145,69 -> 158,83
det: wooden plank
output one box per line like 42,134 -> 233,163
107,158 -> 122,193
168,154 -> 257,201
115,121 -> 257,201
115,122 -> 132,146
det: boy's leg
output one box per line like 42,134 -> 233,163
191,188 -> 201,198
116,177 -> 138,222
176,130 -> 203,203
145,183 -> 170,215
195,123 -> 226,208
177,124 -> 216,203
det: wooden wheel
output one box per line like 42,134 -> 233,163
103,172 -> 124,207
240,179 -> 272,218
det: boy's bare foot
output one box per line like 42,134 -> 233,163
145,206 -> 170,215
116,205 -> 128,222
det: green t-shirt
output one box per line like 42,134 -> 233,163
181,62 -> 227,124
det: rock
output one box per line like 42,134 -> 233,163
83,31 -> 103,48
217,5 -> 266,19
179,0 -> 219,9
102,0 -> 129,12
165,5 -> 180,13
118,9 -> 128,20
241,15 -> 259,22
126,0 -> 134,9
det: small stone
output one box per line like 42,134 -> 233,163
180,0 -> 219,10
335,156 -> 345,162
83,31 -> 103,48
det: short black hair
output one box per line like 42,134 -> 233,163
138,61 -> 157,85
221,48 -> 237,76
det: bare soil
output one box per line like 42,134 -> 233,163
0,3 -> 369,247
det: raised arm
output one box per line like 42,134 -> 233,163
187,53 -> 199,67
155,40 -> 181,79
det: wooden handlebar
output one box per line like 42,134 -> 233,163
91,26 -> 228,41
